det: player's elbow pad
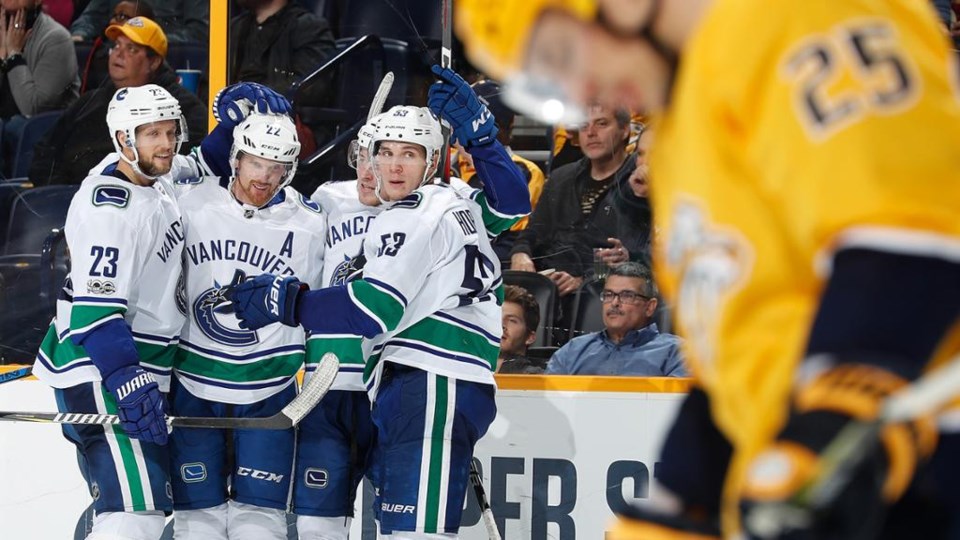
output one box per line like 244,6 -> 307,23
470,143 -> 532,216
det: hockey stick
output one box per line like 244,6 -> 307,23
0,353 -> 339,430
369,71 -> 394,121
470,458 -> 502,540
0,366 -> 32,385
439,0 -> 453,184
744,353 -> 960,536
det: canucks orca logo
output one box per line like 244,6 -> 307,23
193,270 -> 259,347
330,248 -> 366,286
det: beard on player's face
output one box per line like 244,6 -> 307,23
138,155 -> 172,177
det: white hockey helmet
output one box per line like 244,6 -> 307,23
369,105 -> 445,202
347,113 -> 384,170
229,113 -> 301,192
106,84 -> 187,179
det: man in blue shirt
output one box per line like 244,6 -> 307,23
546,262 -> 686,376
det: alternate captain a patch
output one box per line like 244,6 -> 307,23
92,185 -> 131,208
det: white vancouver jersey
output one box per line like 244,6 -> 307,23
347,184 -> 504,398
174,177 -> 326,404
310,177 -> 516,392
34,166 -> 189,391
310,180 -> 382,391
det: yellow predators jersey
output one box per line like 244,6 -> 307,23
650,0 -> 960,532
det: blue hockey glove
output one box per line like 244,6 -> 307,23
103,365 -> 169,446
213,82 -> 293,129
228,273 -> 307,330
428,65 -> 498,148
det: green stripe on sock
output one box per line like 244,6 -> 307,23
101,387 -> 147,511
425,375 -> 449,533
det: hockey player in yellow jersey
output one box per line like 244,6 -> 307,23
459,0 -> 960,538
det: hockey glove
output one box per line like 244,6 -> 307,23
428,65 -> 498,148
740,364 -> 937,540
228,273 -> 307,330
213,82 -> 293,129
103,365 -> 169,446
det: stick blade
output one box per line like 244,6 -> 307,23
280,352 -> 340,426
169,415 -> 292,430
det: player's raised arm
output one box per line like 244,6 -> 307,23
428,65 -> 531,235
188,82 -> 295,179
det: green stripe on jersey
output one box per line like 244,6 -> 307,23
396,316 -> 499,370
350,280 -> 405,331
307,336 -> 363,366
40,325 -> 177,372
174,348 -> 303,383
38,324 -> 87,369
137,341 -> 177,371
70,304 -> 125,334
473,192 -> 521,235
100,386 -> 148,511
425,374 -> 450,533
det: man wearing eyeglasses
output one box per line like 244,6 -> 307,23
546,262 -> 686,376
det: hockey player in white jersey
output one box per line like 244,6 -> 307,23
168,113 -> 327,540
296,67 -> 531,539
232,80 -> 530,536
31,81 -> 294,540
32,84 -> 188,540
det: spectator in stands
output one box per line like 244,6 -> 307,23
0,0 -> 79,176
71,0 -> 208,45
498,285 -> 545,374
605,125 -> 654,266
29,15 -> 205,185
456,79 -> 546,261
546,262 -> 685,376
77,0 -> 154,93
229,0 -> 335,96
510,102 -> 649,296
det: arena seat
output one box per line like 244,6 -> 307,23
11,110 -> 63,179
0,186 -> 75,364
568,279 -> 605,341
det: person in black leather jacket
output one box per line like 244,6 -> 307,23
510,103 -> 652,297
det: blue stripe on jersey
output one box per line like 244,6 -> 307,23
387,340 -> 493,370
36,349 -> 95,373
142,364 -> 171,378
175,369 -> 294,391
366,277 -> 408,306
131,331 -> 179,345
73,296 -> 129,305
431,312 -> 501,344
179,340 -> 305,361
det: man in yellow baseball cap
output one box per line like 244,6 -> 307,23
105,15 -> 168,58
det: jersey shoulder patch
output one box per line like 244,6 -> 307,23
173,176 -> 204,186
91,184 -> 131,209
297,193 -> 323,214
387,191 -> 423,210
